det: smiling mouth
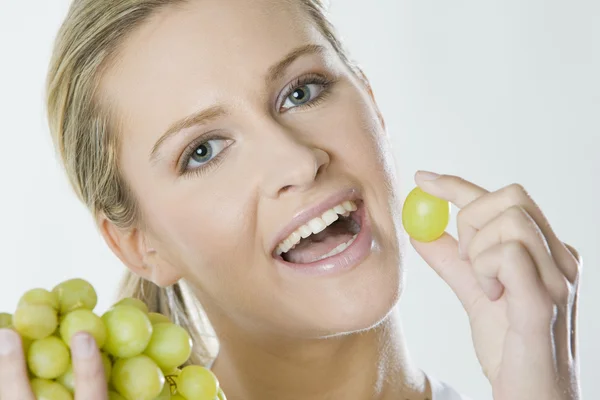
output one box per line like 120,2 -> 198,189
274,200 -> 363,264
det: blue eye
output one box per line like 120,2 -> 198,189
281,83 -> 326,110
186,139 -> 228,169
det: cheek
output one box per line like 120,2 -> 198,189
144,189 -> 253,278
318,86 -> 391,169
325,89 -> 397,190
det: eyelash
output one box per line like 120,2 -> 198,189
178,133 -> 230,177
179,73 -> 336,177
279,73 -> 335,112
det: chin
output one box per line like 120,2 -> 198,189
321,262 -> 402,336
275,253 -> 403,339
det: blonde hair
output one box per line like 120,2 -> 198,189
46,0 -> 354,366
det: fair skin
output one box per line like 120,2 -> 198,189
0,1 -> 580,399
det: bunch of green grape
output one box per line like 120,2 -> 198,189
0,278 -> 226,400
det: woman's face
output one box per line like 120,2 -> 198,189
101,0 -> 405,338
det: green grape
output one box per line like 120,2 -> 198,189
217,388 -> 227,400
18,288 -> 59,310
402,186 -> 450,243
144,322 -> 192,371
30,378 -> 73,400
60,309 -> 107,349
52,278 -> 97,314
13,304 -> 58,339
0,312 -> 12,328
57,365 -> 74,393
114,297 -> 149,314
111,355 -> 165,400
148,312 -> 171,325
102,305 -> 153,358
171,396 -> 186,400
108,391 -> 127,400
28,336 -> 70,379
177,365 -> 219,400
101,351 -> 113,381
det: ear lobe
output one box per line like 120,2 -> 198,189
96,215 -> 180,287
355,67 -> 386,131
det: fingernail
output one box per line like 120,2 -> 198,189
72,333 -> 94,359
0,329 -> 18,356
417,170 -> 441,181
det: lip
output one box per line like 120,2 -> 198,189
269,188 -> 362,256
273,201 -> 373,276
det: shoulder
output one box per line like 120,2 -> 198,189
428,375 -> 472,400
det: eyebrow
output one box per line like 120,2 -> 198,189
266,43 -> 327,85
150,105 -> 227,164
149,44 -> 328,164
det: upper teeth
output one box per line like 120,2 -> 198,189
276,200 -> 358,256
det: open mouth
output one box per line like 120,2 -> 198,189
274,200 -> 363,264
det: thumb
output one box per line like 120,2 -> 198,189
411,232 -> 482,310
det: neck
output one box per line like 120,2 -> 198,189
210,308 -> 432,400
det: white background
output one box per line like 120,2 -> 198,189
0,1 -> 598,398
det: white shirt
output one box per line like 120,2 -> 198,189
429,376 -> 471,400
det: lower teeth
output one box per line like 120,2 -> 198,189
314,234 -> 358,262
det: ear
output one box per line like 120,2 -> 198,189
97,214 -> 181,287
355,66 -> 386,131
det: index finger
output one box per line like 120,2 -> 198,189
0,329 -> 35,400
414,171 -> 489,209
71,333 -> 108,400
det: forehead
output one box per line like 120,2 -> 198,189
100,0 -> 327,146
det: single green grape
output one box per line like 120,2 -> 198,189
52,278 -> 98,315
148,312 -> 171,325
57,365 -> 74,393
171,395 -> 186,400
102,305 -> 153,358
178,365 -> 219,400
113,297 -> 149,314
144,322 -> 192,371
30,378 -> 73,400
111,355 -> 165,400
13,304 -> 58,340
28,336 -> 71,379
0,312 -> 12,328
18,288 -> 59,310
108,390 -> 127,400
60,309 -> 107,349
402,186 -> 450,242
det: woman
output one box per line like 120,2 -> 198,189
0,0 -> 581,399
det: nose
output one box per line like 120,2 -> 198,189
260,126 -> 330,198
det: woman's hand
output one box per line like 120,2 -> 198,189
410,172 -> 581,400
0,329 -> 108,399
